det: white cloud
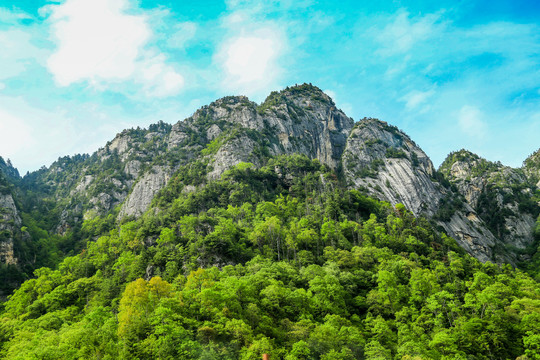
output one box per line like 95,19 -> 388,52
47,0 -> 150,85
46,0 -> 184,97
0,83 -> 5,91
458,105 -> 487,138
138,54 -> 185,97
216,26 -> 286,96
215,8 -> 288,98
0,108 -> 34,159
400,89 -> 435,110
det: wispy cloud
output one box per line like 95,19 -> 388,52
342,9 -> 540,166
0,2 -> 538,171
0,93 -> 150,172
458,105 -> 487,138
375,11 -> 445,56
0,107 -> 33,160
0,28 -> 47,80
167,22 -> 198,49
400,89 -> 435,111
0,7 -> 31,24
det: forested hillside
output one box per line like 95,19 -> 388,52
0,155 -> 538,359
0,84 -> 539,359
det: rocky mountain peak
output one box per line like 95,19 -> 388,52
439,149 -> 538,263
343,117 -> 437,214
189,96 -> 260,131
1,85 -> 537,268
439,149 -> 503,182
280,83 -> 334,105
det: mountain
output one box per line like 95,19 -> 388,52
0,84 -> 539,359
1,84 -> 538,280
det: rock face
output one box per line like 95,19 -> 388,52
0,193 -> 20,265
341,119 -> 500,262
257,87 -> 353,170
524,149 -> 540,187
343,119 -> 439,215
119,166 -> 171,218
0,158 -> 22,267
439,150 -> 539,263
193,87 -> 353,180
3,84 -> 538,266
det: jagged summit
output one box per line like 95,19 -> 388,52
439,149 -> 502,180
277,83 -> 335,105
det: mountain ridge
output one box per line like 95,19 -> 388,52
0,84 -> 539,293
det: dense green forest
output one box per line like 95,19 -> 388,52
1,155 -> 539,359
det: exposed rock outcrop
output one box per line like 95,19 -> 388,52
341,119 -> 500,262
343,118 -> 438,215
119,166 -> 171,218
0,193 -> 20,265
524,149 -> 540,187
439,150 -> 539,263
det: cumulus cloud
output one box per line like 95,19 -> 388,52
46,0 -> 184,97
458,105 -> 487,138
215,24 -> 286,97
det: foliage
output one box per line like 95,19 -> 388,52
0,155 -> 538,359
385,147 -> 407,159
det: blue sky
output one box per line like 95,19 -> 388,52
0,0 -> 539,173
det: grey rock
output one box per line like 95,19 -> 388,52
0,193 -> 21,265
207,136 -> 258,180
341,119 -> 501,262
119,166 -> 171,218
343,118 -> 439,216
206,124 -> 222,141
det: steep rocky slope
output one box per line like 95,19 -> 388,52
0,158 -> 21,266
1,84 -> 538,273
439,150 -> 540,262
341,119 -> 499,262
0,192 -> 20,266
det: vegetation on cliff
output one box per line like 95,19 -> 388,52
0,156 -> 539,359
